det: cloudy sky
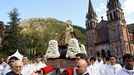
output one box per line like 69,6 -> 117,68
0,0 -> 134,28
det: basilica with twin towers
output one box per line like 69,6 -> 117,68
86,0 -> 134,57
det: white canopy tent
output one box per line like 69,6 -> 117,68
7,50 -> 23,62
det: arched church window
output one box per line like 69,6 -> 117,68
113,11 -> 117,19
88,23 -> 91,29
101,50 -> 106,57
110,13 -> 113,20
107,50 -> 111,57
86,23 -> 89,29
90,49 -> 92,55
90,22 -> 92,28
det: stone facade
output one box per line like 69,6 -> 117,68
86,0 -> 134,57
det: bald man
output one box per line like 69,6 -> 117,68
76,59 -> 90,75
62,59 -> 90,75
6,60 -> 23,75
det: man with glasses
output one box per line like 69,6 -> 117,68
6,60 -> 23,75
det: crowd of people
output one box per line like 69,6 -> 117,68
0,53 -> 134,75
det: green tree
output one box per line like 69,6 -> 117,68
2,8 -> 21,55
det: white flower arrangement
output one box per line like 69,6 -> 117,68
45,40 -> 60,58
80,44 -> 87,55
66,38 -> 81,58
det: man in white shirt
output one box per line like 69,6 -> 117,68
95,55 -> 103,66
88,57 -> 98,75
104,55 -> 122,75
0,65 -> 3,75
31,53 -> 47,74
117,54 -> 134,75
21,56 -> 33,75
0,58 -> 8,70
95,52 -> 103,75
99,56 -> 110,75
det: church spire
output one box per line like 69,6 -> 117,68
86,0 -> 97,20
107,0 -> 121,10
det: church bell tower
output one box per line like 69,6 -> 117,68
86,0 -> 98,56
107,0 -> 131,56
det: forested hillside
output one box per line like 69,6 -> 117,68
19,18 -> 86,55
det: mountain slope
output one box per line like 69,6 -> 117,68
19,18 -> 86,53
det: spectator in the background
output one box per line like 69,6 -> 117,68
75,59 -> 90,75
104,55 -> 122,75
0,58 -> 5,75
75,53 -> 87,63
21,56 -> 33,75
88,57 -> 98,75
62,59 -> 90,75
95,52 -> 103,66
61,53 -> 88,75
99,56 -> 110,75
6,60 -> 23,75
8,56 -> 19,69
106,56 -> 111,65
0,65 -> 3,75
31,53 -> 47,74
75,53 -> 88,72
41,56 -> 47,64
86,57 -> 91,66
95,52 -> 103,75
117,54 -> 134,75
4,56 -> 19,75
0,58 -> 8,69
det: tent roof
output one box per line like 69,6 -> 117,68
8,50 -> 23,61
